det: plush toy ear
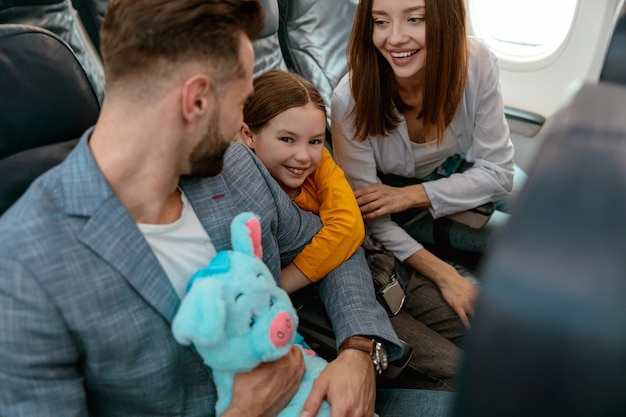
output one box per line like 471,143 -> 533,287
172,278 -> 226,347
230,212 -> 263,260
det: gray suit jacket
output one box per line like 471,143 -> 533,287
0,131 -> 399,416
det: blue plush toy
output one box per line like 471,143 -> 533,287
172,212 -> 330,417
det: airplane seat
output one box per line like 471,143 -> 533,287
0,24 -> 100,215
600,9 -> 626,85
451,82 -> 626,416
0,0 -> 105,103
70,0 -> 109,57
276,0 -> 357,127
251,0 -> 288,77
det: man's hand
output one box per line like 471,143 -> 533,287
354,183 -> 429,220
222,346 -> 305,417
300,348 -> 376,417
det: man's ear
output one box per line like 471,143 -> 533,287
181,75 -> 213,123
239,123 -> 255,149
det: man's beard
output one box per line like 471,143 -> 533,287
185,108 -> 230,179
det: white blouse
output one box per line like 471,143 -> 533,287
331,37 -> 515,260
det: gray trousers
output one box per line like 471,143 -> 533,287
380,272 -> 467,391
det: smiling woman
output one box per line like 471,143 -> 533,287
331,0 -> 523,390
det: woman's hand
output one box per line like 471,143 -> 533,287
405,248 -> 478,329
354,183 -> 430,220
437,270 -> 477,330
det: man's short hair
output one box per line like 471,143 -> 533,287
100,0 -> 264,88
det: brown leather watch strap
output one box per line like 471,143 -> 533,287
339,336 -> 374,354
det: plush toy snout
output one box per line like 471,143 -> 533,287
270,311 -> 294,348
249,291 -> 299,363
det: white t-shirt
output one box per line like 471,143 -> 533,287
138,191 -> 216,299
411,138 -> 459,179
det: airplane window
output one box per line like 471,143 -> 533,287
468,0 -> 579,63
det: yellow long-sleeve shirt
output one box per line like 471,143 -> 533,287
291,147 -> 365,282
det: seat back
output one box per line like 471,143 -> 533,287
452,82 -> 626,417
251,0 -> 288,77
0,0 -> 104,102
70,0 -> 109,56
0,24 -> 100,214
277,0 -> 357,125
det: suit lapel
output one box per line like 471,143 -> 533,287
62,135 -> 180,323
77,194 -> 181,323
181,177 -> 233,252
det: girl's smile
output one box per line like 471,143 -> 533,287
244,102 -> 326,198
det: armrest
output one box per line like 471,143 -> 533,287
505,106 -> 545,137
445,201 -> 495,229
383,339 -> 412,380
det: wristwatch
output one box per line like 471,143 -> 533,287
339,336 -> 388,375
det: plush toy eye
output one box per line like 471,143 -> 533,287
256,273 -> 263,279
269,296 -> 276,307
249,314 -> 257,328
235,293 -> 243,302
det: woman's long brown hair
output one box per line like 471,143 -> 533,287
347,0 -> 468,145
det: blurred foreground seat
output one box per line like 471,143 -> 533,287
452,81 -> 626,417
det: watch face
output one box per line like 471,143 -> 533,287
373,341 -> 388,374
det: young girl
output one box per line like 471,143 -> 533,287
239,69 -> 365,293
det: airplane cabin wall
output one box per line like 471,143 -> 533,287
466,0 -> 624,173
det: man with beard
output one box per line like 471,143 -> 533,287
0,1 -> 454,416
